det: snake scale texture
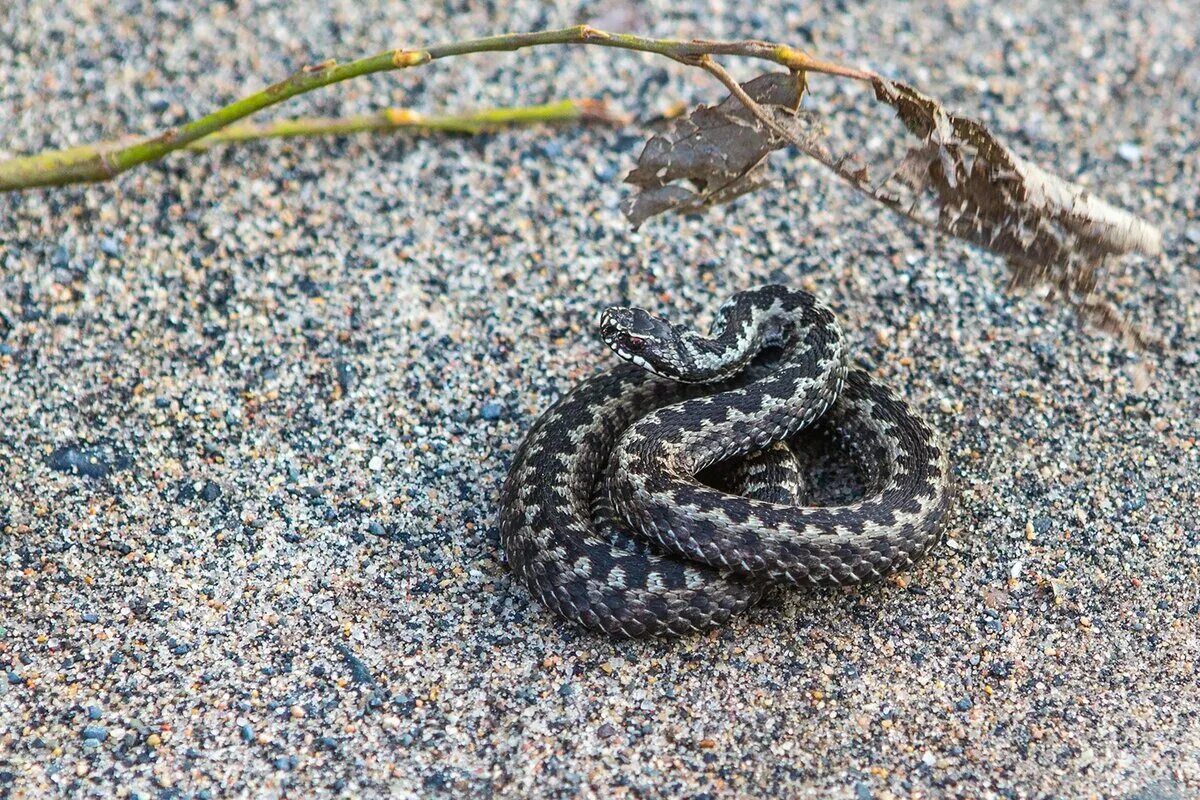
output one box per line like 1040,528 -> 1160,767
499,285 -> 952,637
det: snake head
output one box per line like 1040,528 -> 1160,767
598,306 -> 687,379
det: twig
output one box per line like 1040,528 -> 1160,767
67,99 -> 618,156
180,99 -> 622,150
0,25 -> 873,192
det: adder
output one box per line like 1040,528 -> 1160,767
499,285 -> 952,637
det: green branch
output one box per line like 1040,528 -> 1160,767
44,99 -> 620,164
0,25 -> 872,192
180,100 -> 621,149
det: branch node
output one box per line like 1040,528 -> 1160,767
96,147 -> 118,179
773,46 -> 809,71
392,49 -> 431,68
574,25 -> 610,41
383,108 -> 422,125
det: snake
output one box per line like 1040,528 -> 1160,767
499,285 -> 952,637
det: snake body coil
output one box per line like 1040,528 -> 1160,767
500,285 -> 951,637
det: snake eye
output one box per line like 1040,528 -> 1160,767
624,335 -> 646,351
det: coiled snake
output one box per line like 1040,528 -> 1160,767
499,285 -> 952,637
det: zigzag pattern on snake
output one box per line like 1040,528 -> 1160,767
499,285 -> 952,637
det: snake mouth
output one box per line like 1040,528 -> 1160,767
597,309 -> 620,342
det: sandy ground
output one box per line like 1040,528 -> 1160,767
1,1 -> 1198,797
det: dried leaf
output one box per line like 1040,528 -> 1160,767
622,72 -> 821,227
852,78 -> 1162,343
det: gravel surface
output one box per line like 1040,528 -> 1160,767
2,1 -> 1198,797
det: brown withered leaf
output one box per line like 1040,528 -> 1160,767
622,72 -> 821,227
859,78 -> 1162,342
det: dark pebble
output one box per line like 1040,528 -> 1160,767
335,644 -> 376,685
240,725 -> 254,743
295,275 -> 322,297
87,705 -> 102,720
480,401 -> 503,421
336,361 -> 355,394
47,444 -> 122,478
956,697 -> 974,712
597,723 -> 617,739
82,725 -> 108,742
81,612 -> 99,624
200,480 -> 221,502
988,661 -> 1012,679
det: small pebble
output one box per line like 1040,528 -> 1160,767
46,444 -> 120,479
1116,142 -> 1141,163
99,237 -> 123,257
81,726 -> 107,742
